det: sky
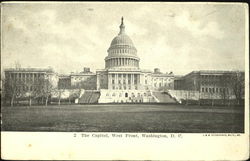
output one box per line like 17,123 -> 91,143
1,2 -> 247,75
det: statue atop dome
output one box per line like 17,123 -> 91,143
119,16 -> 125,35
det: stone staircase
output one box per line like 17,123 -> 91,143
78,91 -> 100,104
152,91 -> 177,103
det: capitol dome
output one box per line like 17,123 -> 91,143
110,34 -> 135,49
105,17 -> 140,69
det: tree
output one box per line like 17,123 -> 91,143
4,78 -> 25,107
25,79 -> 36,106
230,72 -> 245,105
43,80 -> 54,106
218,74 -> 230,105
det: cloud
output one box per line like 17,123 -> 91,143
1,3 -> 245,76
175,10 -> 224,39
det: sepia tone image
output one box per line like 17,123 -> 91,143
1,2 -> 246,133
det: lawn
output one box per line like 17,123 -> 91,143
1,104 -> 244,133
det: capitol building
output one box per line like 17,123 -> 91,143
3,17 -> 244,105
97,17 -> 175,103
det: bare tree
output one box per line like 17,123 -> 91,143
218,74 -> 230,105
5,78 -> 25,107
43,79 -> 54,106
25,79 -> 36,107
230,72 -> 245,105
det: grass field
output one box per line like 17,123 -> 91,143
1,104 -> 244,133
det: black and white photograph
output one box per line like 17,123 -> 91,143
1,2 -> 249,160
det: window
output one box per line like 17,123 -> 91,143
112,93 -> 116,96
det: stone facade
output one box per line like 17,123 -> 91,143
174,70 -> 245,99
4,68 -> 58,96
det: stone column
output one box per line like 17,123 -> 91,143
96,72 -> 100,90
126,74 -> 128,89
115,73 -> 118,89
131,74 -> 134,90
121,74 -> 123,89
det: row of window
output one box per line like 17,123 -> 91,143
106,92 -> 151,97
14,85 -> 43,92
9,73 -> 45,78
153,78 -> 172,81
154,83 -> 171,87
112,86 -> 138,90
109,48 -> 135,54
201,87 -> 229,93
112,79 -> 138,84
200,75 -> 232,79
